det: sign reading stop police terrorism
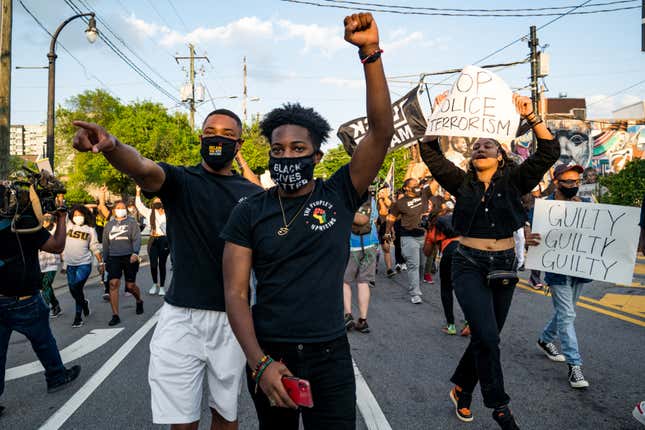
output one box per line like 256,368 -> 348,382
525,199 -> 641,285
426,65 -> 520,141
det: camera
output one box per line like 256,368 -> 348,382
0,166 -> 66,233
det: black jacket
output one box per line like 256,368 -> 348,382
419,137 -> 560,239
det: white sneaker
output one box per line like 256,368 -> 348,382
158,287 -> 165,296
411,295 -> 422,304
401,263 -> 408,271
633,401 -> 645,425
148,284 -> 158,295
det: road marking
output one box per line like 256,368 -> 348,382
635,263 -> 645,276
517,283 -> 645,327
5,328 -> 123,382
39,311 -> 160,430
353,359 -> 392,430
579,293 -> 645,317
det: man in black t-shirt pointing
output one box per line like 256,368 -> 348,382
71,109 -> 261,429
221,13 -> 394,429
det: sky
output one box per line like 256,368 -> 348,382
8,0 -> 645,150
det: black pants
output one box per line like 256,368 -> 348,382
247,336 -> 356,430
450,244 -> 517,409
147,236 -> 170,286
439,241 -> 459,325
393,220 -> 406,265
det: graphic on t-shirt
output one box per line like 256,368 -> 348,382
208,144 -> 223,156
108,225 -> 129,241
304,200 -> 337,232
67,229 -> 90,240
406,197 -> 422,209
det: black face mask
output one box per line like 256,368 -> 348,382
152,202 -> 163,210
200,136 -> 238,170
269,155 -> 315,193
559,186 -> 579,199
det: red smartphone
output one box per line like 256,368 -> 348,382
282,376 -> 314,408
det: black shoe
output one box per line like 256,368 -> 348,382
492,405 -> 520,430
136,301 -> 144,315
386,269 -> 395,278
344,313 -> 355,330
369,281 -> 375,288
450,386 -> 473,422
50,305 -> 62,318
72,315 -> 84,328
47,365 -> 81,393
82,299 -> 91,317
102,292 -> 110,302
355,318 -> 370,333
0,405 -> 5,416
108,315 -> 121,326
568,364 -> 590,389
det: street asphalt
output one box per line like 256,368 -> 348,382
2,255 -> 644,429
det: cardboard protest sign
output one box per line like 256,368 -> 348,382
525,199 -> 641,285
425,65 -> 520,141
338,85 -> 427,155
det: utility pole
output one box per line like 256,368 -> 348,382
641,0 -> 644,51
528,25 -> 540,152
0,0 -> 12,179
242,56 -> 247,124
175,44 -> 209,130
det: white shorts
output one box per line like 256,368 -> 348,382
148,303 -> 245,424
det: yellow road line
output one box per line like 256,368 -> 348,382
579,294 -> 645,317
635,264 -> 645,276
516,283 -> 645,328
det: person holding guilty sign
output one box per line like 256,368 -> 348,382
420,90 -> 559,429
221,13 -> 393,429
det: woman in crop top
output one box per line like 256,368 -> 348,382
420,92 -> 559,429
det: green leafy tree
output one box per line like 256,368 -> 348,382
599,158 -> 645,207
238,120 -> 270,174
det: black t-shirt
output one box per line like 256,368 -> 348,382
390,189 -> 430,237
221,164 -> 365,343
145,163 -> 262,311
0,224 -> 51,296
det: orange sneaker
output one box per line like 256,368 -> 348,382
460,324 -> 471,337
450,386 -> 473,422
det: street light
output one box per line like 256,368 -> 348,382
46,12 -> 97,171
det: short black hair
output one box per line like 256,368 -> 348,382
202,109 -> 243,131
403,178 -> 418,189
260,103 -> 331,151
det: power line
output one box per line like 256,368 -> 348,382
317,0 -> 637,12
166,0 -> 189,32
587,78 -> 645,107
18,0 -> 113,93
113,0 -> 176,60
280,0 -> 638,17
144,0 -> 172,28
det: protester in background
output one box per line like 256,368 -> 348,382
387,178 -> 431,304
97,186 -> 113,300
64,205 -> 102,328
39,214 -> 62,318
127,198 -> 146,231
344,197 -> 379,333
72,106 -> 261,429
578,167 -> 608,203
222,13 -> 393,428
135,186 -> 169,296
420,91 -> 559,429
376,185 -> 395,277
1,207 -> 81,416
422,194 -> 438,285
529,163 -> 592,389
393,189 -> 407,272
102,201 -> 143,326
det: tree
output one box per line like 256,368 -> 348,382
599,158 -> 645,208
238,120 -> 270,174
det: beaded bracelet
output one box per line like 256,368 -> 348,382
251,355 -> 272,380
359,48 -> 384,64
253,357 -> 274,394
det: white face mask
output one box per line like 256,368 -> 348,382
73,216 -> 85,226
115,209 -> 127,218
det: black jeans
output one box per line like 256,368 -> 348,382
450,244 -> 517,409
439,241 -> 459,325
247,336 -> 356,430
147,236 -> 170,286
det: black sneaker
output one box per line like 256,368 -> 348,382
537,339 -> 565,362
72,315 -> 84,328
568,364 -> 589,389
50,305 -> 62,318
449,386 -> 473,422
386,269 -> 395,278
344,313 -> 355,330
108,315 -> 121,326
136,301 -> 144,315
355,318 -> 370,333
0,405 -> 5,416
82,299 -> 91,317
492,405 -> 519,429
369,281 -> 375,288
47,365 -> 81,393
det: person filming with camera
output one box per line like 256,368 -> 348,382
0,197 -> 81,417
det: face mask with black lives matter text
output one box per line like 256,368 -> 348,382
269,155 -> 315,193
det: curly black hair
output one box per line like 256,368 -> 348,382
260,103 -> 331,151
70,204 -> 95,227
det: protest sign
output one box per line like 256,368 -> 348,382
337,85 -> 427,155
525,199 -> 641,285
425,65 -> 520,141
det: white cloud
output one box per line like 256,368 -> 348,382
319,77 -> 365,89
586,94 -> 641,119
276,20 -> 346,56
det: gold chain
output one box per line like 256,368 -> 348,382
277,185 -> 316,237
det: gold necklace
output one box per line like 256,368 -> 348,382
277,185 -> 316,237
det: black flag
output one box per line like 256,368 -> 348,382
337,85 -> 427,155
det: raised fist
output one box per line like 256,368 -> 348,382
343,13 -> 379,52
512,94 -> 534,118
